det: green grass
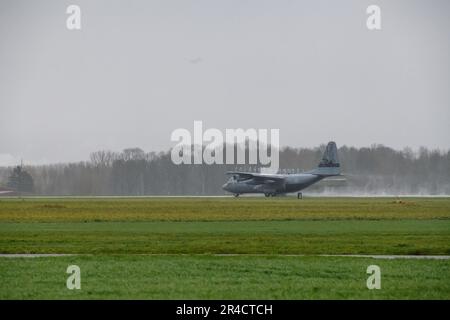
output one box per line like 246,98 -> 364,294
0,220 -> 449,255
0,255 -> 449,299
1,197 -> 449,299
0,197 -> 449,222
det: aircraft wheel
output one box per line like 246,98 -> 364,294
297,192 -> 303,199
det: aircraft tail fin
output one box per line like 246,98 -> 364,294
308,141 -> 341,176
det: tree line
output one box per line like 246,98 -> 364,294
0,144 -> 449,196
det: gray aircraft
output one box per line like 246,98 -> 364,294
222,141 -> 341,198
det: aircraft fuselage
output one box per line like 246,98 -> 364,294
222,173 -> 323,195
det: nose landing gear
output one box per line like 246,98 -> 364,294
234,193 -> 240,197
297,192 -> 303,199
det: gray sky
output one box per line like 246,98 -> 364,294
1,0 -> 449,165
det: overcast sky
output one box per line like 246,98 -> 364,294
0,0 -> 449,165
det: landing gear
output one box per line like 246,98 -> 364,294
264,193 -> 270,197
297,192 -> 303,199
265,193 -> 276,197
234,193 -> 240,197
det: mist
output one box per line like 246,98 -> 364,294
1,144 -> 449,196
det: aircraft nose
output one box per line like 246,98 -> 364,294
222,183 -> 229,191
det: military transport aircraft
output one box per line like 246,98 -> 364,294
222,141 -> 341,198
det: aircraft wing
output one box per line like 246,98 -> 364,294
226,171 -> 285,184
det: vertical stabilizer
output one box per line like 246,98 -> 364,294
308,141 -> 341,176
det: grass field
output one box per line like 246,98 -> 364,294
0,197 -> 449,222
0,197 -> 449,299
1,255 -> 449,299
1,220 -> 449,255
